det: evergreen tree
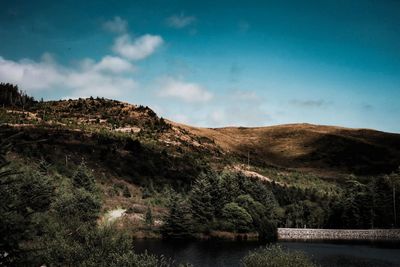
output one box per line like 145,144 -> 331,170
72,162 -> 96,193
161,194 -> 193,239
0,135 -> 54,265
189,174 -> 214,232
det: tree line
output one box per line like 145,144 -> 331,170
0,83 -> 36,109
161,170 -> 400,240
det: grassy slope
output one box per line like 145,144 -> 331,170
2,98 -> 400,235
175,122 -> 400,177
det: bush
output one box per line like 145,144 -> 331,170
242,245 -> 317,267
42,225 -> 173,267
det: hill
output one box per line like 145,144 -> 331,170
2,97 -> 400,183
177,122 -> 400,177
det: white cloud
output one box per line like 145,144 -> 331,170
157,76 -> 212,103
92,55 -> 135,73
0,18 -> 164,101
0,56 -> 65,91
112,34 -> 163,61
166,14 -> 196,29
0,55 -> 137,99
103,16 -> 128,33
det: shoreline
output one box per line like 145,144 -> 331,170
131,228 -> 400,242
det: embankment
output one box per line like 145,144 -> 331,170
277,228 -> 400,241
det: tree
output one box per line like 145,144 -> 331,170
221,202 -> 253,233
145,206 -> 154,228
0,83 -> 35,108
161,195 -> 193,239
53,188 -> 101,225
189,174 -> 214,232
0,134 -> 54,265
236,194 -> 277,239
284,203 -> 304,228
236,194 -> 266,226
72,162 -> 96,193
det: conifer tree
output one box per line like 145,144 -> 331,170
189,174 -> 214,231
161,194 -> 193,239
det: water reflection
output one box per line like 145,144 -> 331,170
133,239 -> 400,267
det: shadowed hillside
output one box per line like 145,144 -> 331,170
175,123 -> 400,177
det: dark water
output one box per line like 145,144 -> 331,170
133,239 -> 400,267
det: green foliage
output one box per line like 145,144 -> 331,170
221,202 -> 253,233
0,82 -> 35,108
0,134 -> 171,266
236,194 -> 277,239
53,188 -> 101,224
326,172 -> 400,229
72,162 -> 97,193
242,245 -> 318,267
0,168 -> 54,265
189,174 -> 214,231
161,194 -> 193,239
41,226 -> 172,267
162,172 -> 280,239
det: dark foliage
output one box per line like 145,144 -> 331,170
0,83 -> 36,109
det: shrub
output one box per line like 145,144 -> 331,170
242,245 -> 317,267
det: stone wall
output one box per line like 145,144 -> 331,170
277,228 -> 400,241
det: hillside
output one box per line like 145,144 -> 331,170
2,97 -> 400,182
177,123 -> 400,177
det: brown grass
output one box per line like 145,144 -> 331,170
173,122 -> 400,177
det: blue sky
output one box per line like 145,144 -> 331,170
0,0 -> 399,132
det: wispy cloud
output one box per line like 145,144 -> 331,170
166,13 -> 196,29
112,34 -> 163,61
102,16 -> 128,33
157,76 -> 212,103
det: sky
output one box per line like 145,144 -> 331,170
0,0 -> 399,132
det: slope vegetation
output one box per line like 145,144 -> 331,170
176,123 -> 400,177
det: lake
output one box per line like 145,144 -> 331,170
133,239 -> 400,267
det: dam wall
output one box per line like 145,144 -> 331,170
277,228 -> 400,241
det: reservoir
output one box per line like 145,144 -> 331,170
133,239 -> 400,267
